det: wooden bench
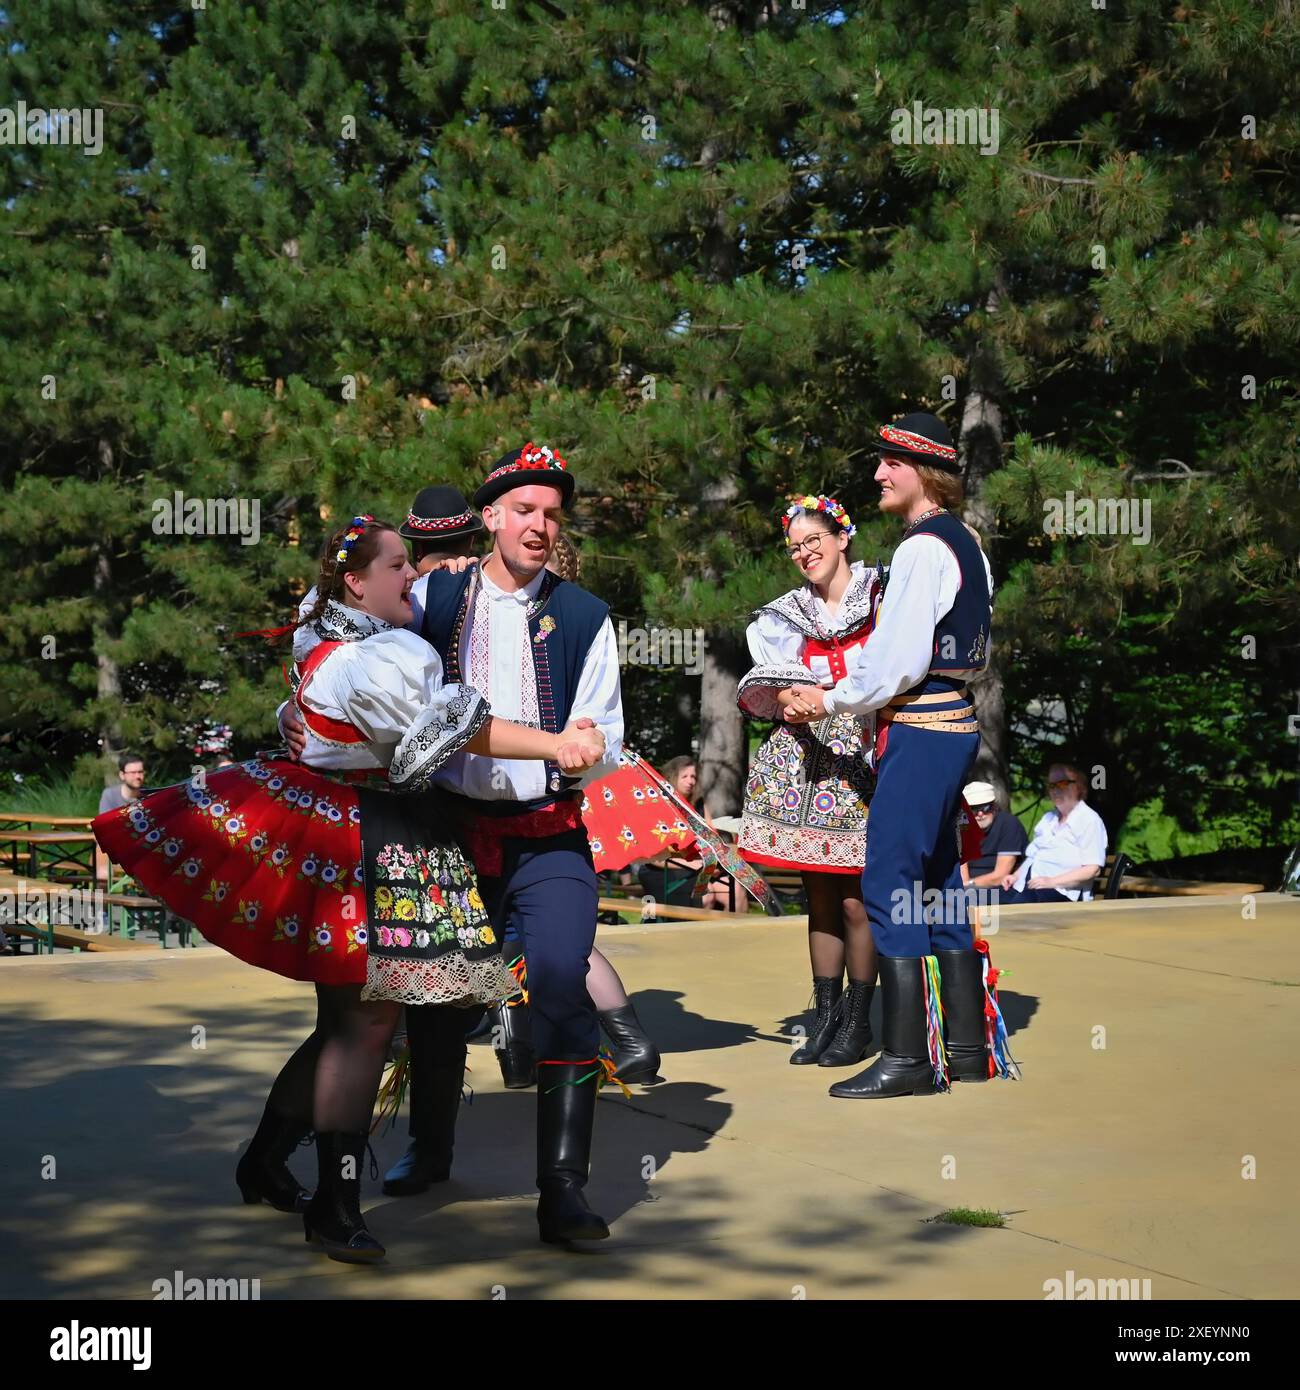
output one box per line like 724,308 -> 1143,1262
757,870 -> 807,909
0,880 -> 156,954
0,874 -> 193,949
1118,875 -> 1266,897
596,896 -> 751,923
3,919 -> 153,953
0,813 -> 94,829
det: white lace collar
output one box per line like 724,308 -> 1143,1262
293,600 -> 394,663
752,561 -> 882,639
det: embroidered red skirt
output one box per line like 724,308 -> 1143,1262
92,758 -> 515,1006
94,760 -> 374,984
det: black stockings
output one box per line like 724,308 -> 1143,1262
263,984 -> 401,1134
801,871 -> 877,984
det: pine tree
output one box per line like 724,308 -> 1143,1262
2,1 -> 1296,867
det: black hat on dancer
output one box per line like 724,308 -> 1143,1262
397,485 -> 484,543
875,412 -> 960,474
472,442 -> 576,511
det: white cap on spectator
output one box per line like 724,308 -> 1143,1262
964,781 -> 997,807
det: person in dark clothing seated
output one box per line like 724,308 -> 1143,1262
959,780 -> 1028,890
635,855 -> 702,908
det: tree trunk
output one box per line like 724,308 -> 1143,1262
697,629 -> 747,816
93,547 -> 121,766
92,438 -> 122,768
960,286 -> 1009,806
689,20 -> 747,816
695,471 -> 746,814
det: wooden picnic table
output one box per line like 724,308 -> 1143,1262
0,873 -> 192,948
0,830 -> 99,879
0,812 -> 94,829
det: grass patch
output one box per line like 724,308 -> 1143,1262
0,770 -> 101,818
931,1208 -> 1007,1228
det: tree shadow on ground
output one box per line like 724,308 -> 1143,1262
0,976 -> 997,1300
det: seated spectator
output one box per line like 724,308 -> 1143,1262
635,855 -> 701,908
661,755 -> 700,810
638,756 -> 733,910
97,751 -> 146,888
960,780 -> 1028,889
998,762 -> 1107,904
98,752 -> 145,815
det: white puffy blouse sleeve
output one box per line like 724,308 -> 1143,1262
309,630 -> 491,792
736,609 -> 810,722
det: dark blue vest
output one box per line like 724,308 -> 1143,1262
420,566 -> 610,803
903,510 -> 991,697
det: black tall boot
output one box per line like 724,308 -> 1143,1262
817,978 -> 875,1067
536,1063 -> 609,1245
598,1001 -> 661,1083
303,1131 -> 385,1264
828,956 -> 942,1099
235,1101 -> 312,1213
494,999 -> 537,1089
938,948 -> 990,1083
383,1005 -> 480,1196
789,976 -> 843,1065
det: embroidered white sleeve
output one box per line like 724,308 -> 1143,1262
309,630 -> 490,789
738,613 -> 807,720
389,684 -> 492,792
746,610 -> 804,667
822,536 -> 958,716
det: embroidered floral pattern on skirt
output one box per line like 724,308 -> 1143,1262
739,710 -> 874,872
92,759 -> 514,1005
358,786 -> 514,1006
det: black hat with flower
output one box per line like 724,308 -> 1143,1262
472,442 -> 576,510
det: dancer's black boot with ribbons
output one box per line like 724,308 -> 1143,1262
383,1005 -> 480,1196
535,1061 -> 610,1245
937,949 -> 990,1082
828,956 -> 944,1099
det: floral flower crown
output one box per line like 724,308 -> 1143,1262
335,515 -> 375,564
781,494 -> 856,540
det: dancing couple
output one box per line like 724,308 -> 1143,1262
95,445 -> 628,1260
739,411 -> 1015,1097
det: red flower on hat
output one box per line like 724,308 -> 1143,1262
518,442 -> 568,471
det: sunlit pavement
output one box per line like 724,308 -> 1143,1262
2,893 -> 1296,1300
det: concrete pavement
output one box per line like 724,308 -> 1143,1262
1,893 -> 1295,1300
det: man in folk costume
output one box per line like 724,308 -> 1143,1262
417,443 -> 624,1242
786,412 -> 1009,1099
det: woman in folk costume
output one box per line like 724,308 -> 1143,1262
93,516 -> 604,1264
784,412 -> 1018,1100
737,495 -> 884,1068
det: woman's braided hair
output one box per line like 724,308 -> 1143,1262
297,515 -> 400,631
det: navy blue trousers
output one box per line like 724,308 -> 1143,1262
997,886 -> 1073,906
861,720 -> 981,956
480,827 -> 600,1061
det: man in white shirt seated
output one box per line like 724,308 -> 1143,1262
998,762 -> 1108,904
